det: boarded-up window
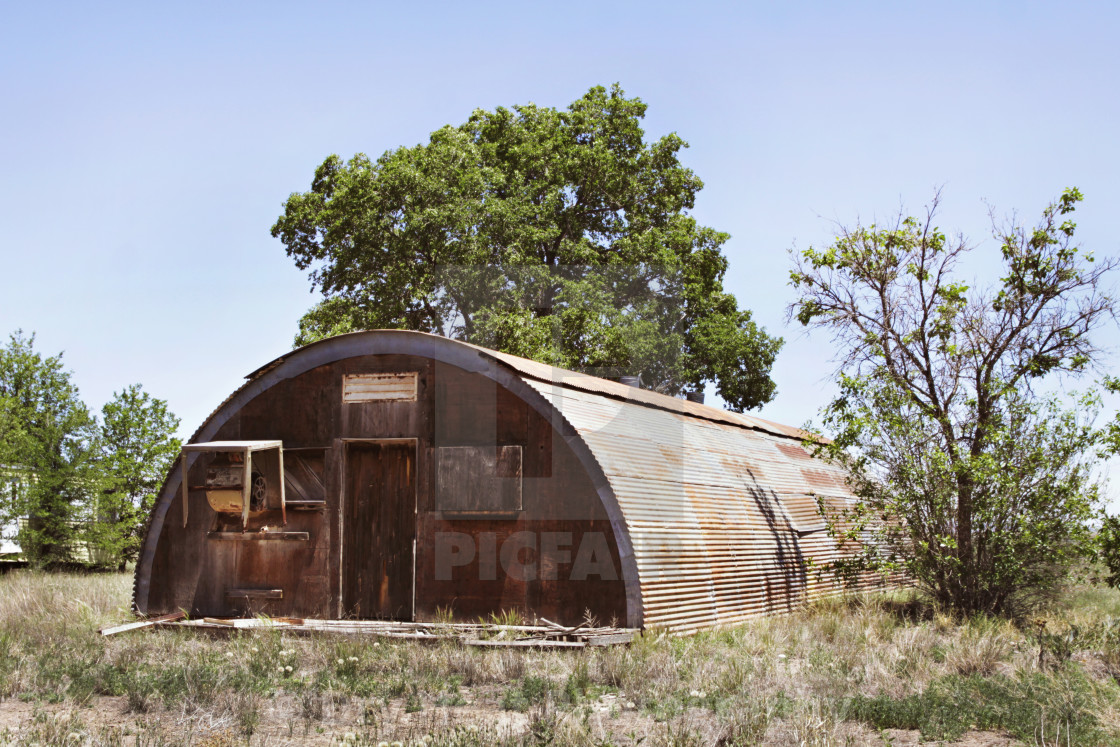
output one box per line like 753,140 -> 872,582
436,445 -> 522,514
342,373 -> 418,402
284,452 -> 326,504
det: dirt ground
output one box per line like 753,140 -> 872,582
0,693 -> 1020,746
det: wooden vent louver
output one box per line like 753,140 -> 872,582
342,373 -> 418,403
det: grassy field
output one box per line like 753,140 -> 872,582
0,572 -> 1119,745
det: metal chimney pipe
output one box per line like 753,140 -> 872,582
685,391 -> 705,404
619,375 -> 641,388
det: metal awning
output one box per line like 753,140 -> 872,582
182,440 -> 283,453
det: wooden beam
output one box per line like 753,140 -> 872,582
100,610 -> 186,637
180,453 -> 189,527
227,588 -> 283,600
207,531 -> 309,541
582,631 -> 636,646
465,639 -> 587,649
241,448 -> 252,529
278,445 -> 287,525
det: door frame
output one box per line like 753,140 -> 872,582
338,437 -> 418,620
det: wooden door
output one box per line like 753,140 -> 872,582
342,442 -> 415,619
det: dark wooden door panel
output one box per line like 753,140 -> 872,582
343,442 -> 415,619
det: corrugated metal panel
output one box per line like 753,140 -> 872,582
475,348 -> 824,443
781,495 -> 829,534
522,380 -> 885,633
342,372 -> 418,402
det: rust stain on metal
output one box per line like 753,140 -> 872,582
522,379 -> 888,633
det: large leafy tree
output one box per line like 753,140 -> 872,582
85,384 -> 181,570
0,331 -> 96,564
273,84 -> 781,410
789,189 -> 1116,615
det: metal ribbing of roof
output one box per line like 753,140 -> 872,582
245,331 -> 820,444
480,348 -> 819,442
521,380 -> 860,633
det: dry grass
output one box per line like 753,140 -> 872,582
0,571 -> 1119,745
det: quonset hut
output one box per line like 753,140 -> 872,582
133,330 -> 871,633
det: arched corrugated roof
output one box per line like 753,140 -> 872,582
522,380 -> 857,631
135,330 -> 859,631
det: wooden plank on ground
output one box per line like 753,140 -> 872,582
581,631 -> 636,646
153,616 -> 635,647
100,611 -> 186,636
465,638 -> 586,649
201,617 -> 290,628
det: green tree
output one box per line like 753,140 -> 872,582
1101,376 -> 1120,455
1095,376 -> 1120,587
789,189 -> 1117,615
85,384 -> 181,570
0,331 -> 96,564
1096,512 -> 1120,589
272,84 -> 782,410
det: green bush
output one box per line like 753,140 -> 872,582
1097,514 -> 1120,589
500,675 -> 552,712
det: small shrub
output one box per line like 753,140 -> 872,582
17,709 -> 89,746
715,695 -> 775,745
1097,619 -> 1120,682
436,688 -> 467,707
495,649 -> 526,682
424,724 -> 503,746
778,699 -> 844,747
234,691 -> 262,737
526,701 -> 559,745
488,608 -> 525,627
660,715 -> 705,747
124,669 -> 158,713
501,675 -> 552,712
1034,622 -> 1080,670
946,616 -> 1011,675
1096,514 -> 1120,588
300,689 -> 326,721
405,688 -> 423,713
562,657 -> 592,704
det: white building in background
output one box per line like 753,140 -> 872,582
1,468 -> 100,562
0,533 -> 18,555
1,465 -> 26,557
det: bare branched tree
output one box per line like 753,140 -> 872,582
789,188 -> 1117,614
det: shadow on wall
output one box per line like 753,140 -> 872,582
744,470 -> 807,615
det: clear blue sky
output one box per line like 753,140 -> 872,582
2,1 -> 1118,498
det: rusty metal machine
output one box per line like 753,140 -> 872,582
203,452 -> 267,513
180,440 -> 286,529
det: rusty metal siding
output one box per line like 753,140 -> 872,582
782,495 -> 829,533
522,380 -> 873,633
478,349 -> 819,442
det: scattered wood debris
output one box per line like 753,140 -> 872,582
99,613 -> 636,647
99,610 -> 185,636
